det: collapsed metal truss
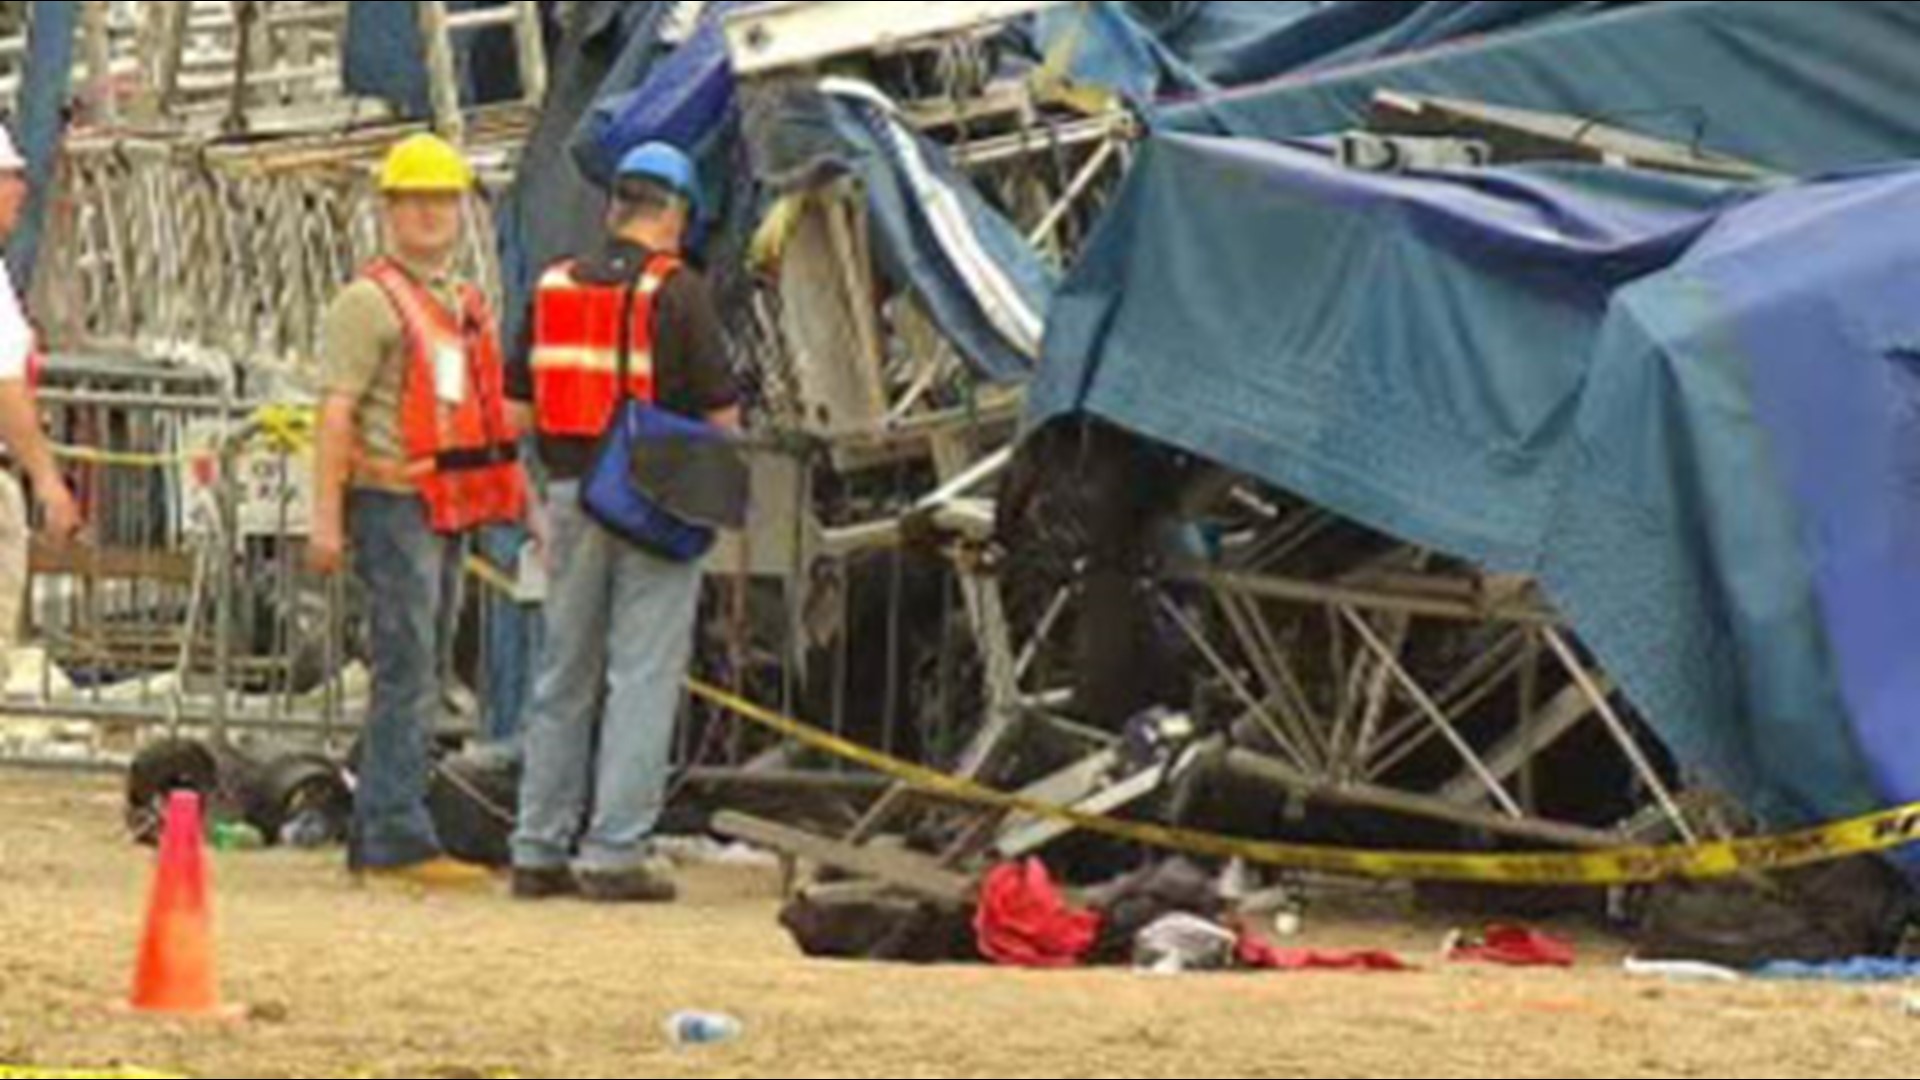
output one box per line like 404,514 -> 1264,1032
0,2 -> 1717,888
704,1 -> 1712,893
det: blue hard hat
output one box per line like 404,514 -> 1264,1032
615,142 -> 701,217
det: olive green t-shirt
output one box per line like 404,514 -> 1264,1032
319,258 -> 468,493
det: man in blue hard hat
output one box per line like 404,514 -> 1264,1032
504,142 -> 739,903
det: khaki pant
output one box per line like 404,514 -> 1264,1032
0,470 -> 29,683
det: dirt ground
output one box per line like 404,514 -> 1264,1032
1,770 -> 1915,1079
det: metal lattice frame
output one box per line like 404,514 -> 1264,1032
1153,473 -> 1704,848
35,117 -> 530,372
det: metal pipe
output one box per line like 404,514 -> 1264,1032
1217,745 -> 1622,850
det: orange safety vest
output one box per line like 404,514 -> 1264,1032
360,257 -> 527,534
26,328 -> 43,389
528,252 -> 681,440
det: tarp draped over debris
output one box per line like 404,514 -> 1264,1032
1151,0 -> 1920,176
1030,128 -> 1920,832
1036,0 -> 1647,105
1666,171 -> 1920,837
1017,0 -> 1920,834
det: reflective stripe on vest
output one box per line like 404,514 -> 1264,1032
360,258 -> 527,534
529,254 -> 678,440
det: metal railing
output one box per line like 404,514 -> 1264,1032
1,356 -> 355,766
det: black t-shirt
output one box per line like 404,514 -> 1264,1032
506,238 -> 740,479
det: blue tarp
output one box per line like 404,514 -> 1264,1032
1673,170 -> 1920,829
571,0 -> 759,191
824,90 -> 1054,383
1027,0 -> 1920,831
497,2 -> 688,358
1033,132 -> 1920,829
344,2 -> 430,119
1036,2 -> 1643,106
9,0 -> 78,287
1119,1 -> 1411,86
1040,2 -> 1920,178
344,1 -> 531,120
563,0 -> 764,270
1157,1 -> 1920,177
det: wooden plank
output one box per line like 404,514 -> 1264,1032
713,811 -> 977,904
778,195 -> 890,439
996,756 -> 1170,859
30,542 -> 198,585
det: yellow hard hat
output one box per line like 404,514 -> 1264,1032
378,133 -> 474,194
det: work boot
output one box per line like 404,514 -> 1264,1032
577,864 -> 679,904
511,866 -> 579,901
358,856 -> 494,890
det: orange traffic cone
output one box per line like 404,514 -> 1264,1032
128,791 -> 242,1020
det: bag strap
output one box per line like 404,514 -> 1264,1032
613,252 -> 678,407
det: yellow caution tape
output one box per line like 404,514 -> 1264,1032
250,404 -> 317,454
53,405 -> 317,469
686,678 -> 1920,887
0,1070 -> 186,1079
465,554 -> 517,596
52,443 -> 209,469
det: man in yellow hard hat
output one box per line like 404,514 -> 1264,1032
309,133 -> 531,888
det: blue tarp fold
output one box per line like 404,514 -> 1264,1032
1158,1 -> 1920,177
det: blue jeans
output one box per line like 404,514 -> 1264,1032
349,490 -> 466,869
512,481 -> 703,874
478,522 -> 544,747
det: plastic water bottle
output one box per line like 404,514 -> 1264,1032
665,1011 -> 743,1047
278,809 -> 337,850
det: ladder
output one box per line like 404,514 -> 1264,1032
417,0 -> 549,141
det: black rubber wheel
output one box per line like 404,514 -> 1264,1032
125,738 -> 221,846
244,752 -> 352,847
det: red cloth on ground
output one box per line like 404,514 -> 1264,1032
1448,925 -> 1578,968
1236,936 -> 1414,972
975,861 -> 1103,968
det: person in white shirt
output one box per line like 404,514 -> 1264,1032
0,124 -> 81,680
